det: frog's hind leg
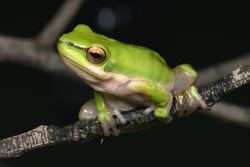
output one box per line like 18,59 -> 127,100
173,64 -> 197,92
143,104 -> 173,123
154,91 -> 173,124
173,64 -> 208,116
130,81 -> 173,124
94,91 -> 122,136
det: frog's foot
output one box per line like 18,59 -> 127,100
154,107 -> 173,124
111,109 -> 127,124
143,105 -> 156,115
175,86 -> 208,117
153,92 -> 173,124
98,112 -> 121,136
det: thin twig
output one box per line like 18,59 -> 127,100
197,54 -> 250,86
0,0 -> 85,73
202,102 -> 250,127
0,65 -> 249,159
35,0 -> 85,47
0,35 -> 65,73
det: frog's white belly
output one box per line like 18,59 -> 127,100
88,74 -> 152,111
102,93 -> 149,111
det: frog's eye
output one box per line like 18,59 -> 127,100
86,46 -> 106,64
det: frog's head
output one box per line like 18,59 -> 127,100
57,25 -> 118,82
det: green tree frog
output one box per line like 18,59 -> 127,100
57,25 -> 207,136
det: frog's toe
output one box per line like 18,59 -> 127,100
111,109 -> 127,124
176,86 -> 209,116
187,87 -> 210,114
143,105 -> 155,115
100,122 -> 112,137
98,112 -> 121,136
154,107 -> 173,124
197,97 -> 209,110
154,107 -> 167,117
111,126 -> 121,136
162,116 -> 173,124
101,121 -> 121,136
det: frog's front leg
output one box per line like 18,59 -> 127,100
130,82 -> 173,123
173,64 -> 208,116
94,90 -> 121,136
79,99 -> 128,137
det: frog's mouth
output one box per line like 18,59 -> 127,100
60,53 -> 98,78
61,54 -> 106,82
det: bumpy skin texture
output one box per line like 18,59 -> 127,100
57,25 -> 206,136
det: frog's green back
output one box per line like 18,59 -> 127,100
106,41 -> 173,84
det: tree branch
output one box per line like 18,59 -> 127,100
0,0 -> 85,74
0,65 -> 249,159
197,54 -> 250,86
35,0 -> 85,47
0,35 -> 65,73
202,102 -> 250,127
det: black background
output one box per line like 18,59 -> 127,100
0,0 -> 250,166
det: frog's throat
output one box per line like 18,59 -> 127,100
60,53 -> 110,80
60,53 -> 133,95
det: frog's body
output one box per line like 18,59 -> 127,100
57,25 -> 207,136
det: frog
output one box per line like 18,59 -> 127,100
57,24 -> 207,136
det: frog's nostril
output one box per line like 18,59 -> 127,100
57,40 -> 63,45
63,41 -> 85,50
65,41 -> 74,47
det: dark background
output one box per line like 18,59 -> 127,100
0,0 -> 250,166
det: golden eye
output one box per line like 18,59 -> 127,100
86,46 -> 106,64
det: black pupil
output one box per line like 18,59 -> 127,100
91,52 -> 102,59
